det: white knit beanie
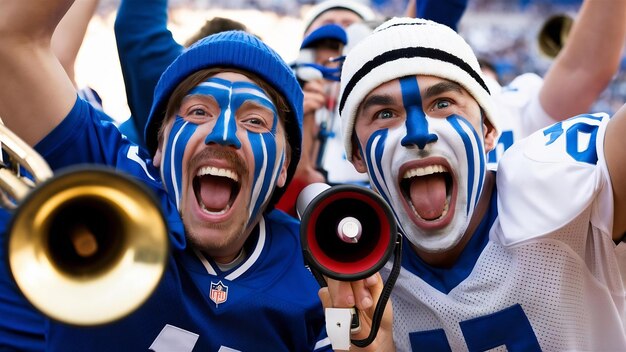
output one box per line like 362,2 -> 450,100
302,0 -> 377,34
339,17 -> 500,161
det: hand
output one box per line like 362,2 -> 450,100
303,79 -> 327,116
319,274 -> 395,352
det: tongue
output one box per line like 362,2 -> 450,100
199,176 -> 232,211
409,174 -> 447,220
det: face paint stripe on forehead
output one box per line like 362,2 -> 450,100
447,115 -> 485,215
399,77 -> 438,149
223,86 -> 233,142
233,88 -> 273,104
190,83 -> 229,95
202,82 -> 242,148
231,83 -> 272,101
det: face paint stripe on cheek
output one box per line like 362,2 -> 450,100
365,129 -> 393,206
365,128 -> 409,234
447,115 -> 485,214
248,132 -> 268,224
163,119 -> 198,210
247,131 -> 282,227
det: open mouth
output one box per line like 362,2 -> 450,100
193,166 -> 241,215
400,164 -> 452,221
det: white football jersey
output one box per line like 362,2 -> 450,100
487,73 -> 554,170
387,113 -> 626,351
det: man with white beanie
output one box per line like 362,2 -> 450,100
320,17 -> 626,351
277,0 -> 469,215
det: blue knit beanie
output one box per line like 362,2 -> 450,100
145,30 -> 303,209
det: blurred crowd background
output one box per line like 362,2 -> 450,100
80,0 -> 626,124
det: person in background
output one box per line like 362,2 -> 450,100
0,0 -> 332,350
322,17 -> 626,351
481,0 -> 626,168
114,0 -> 248,148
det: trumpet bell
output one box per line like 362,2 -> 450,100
538,14 -> 574,59
8,166 -> 169,326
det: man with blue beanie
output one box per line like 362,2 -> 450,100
0,0 -> 331,351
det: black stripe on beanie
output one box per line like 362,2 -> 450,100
339,46 -> 490,115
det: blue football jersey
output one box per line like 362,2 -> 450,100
0,97 -> 331,351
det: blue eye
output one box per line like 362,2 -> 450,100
376,110 -> 394,119
190,108 -> 207,116
435,100 -> 451,109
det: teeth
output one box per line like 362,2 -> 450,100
402,164 -> 447,179
197,166 -> 239,182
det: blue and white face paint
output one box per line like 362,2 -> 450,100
359,77 -> 486,252
160,76 -> 286,229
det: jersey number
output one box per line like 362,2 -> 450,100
543,116 -> 601,165
409,304 -> 540,351
487,130 -> 513,164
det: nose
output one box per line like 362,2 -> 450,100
204,110 -> 241,148
401,106 -> 438,149
399,77 -> 438,149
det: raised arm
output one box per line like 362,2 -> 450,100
51,0 -> 100,85
405,0 -> 468,32
0,0 -> 77,146
114,0 -> 183,146
605,104 -> 626,240
540,0 -> 626,121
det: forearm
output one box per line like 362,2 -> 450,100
115,0 -> 183,140
413,0 -> 468,31
605,104 -> 626,239
540,0 -> 626,120
0,0 -> 77,146
51,0 -> 100,83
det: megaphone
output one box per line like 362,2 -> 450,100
298,183 -> 402,348
297,183 -> 397,281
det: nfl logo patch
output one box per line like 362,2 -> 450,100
210,281 -> 229,306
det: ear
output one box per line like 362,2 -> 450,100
483,117 -> 498,153
276,149 -> 291,188
350,136 -> 368,173
153,148 -> 163,168
153,117 -> 172,168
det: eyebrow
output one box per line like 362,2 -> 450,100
422,81 -> 464,101
358,94 -> 396,114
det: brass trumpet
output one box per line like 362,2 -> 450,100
0,122 -> 169,326
538,14 -> 574,59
